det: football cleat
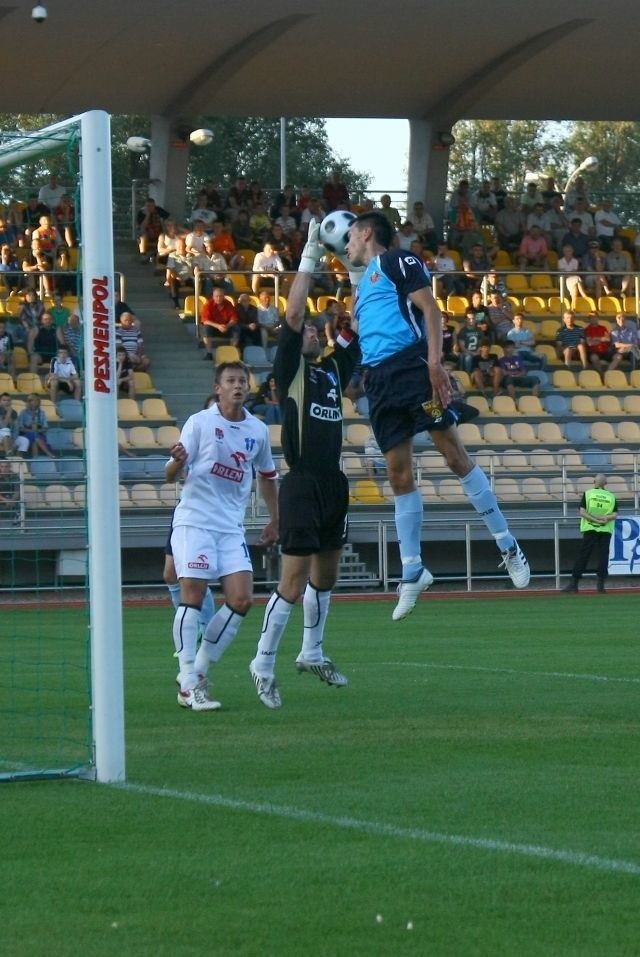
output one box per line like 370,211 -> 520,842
295,657 -> 348,687
249,664 -> 282,709
499,541 -> 530,589
177,675 -> 221,711
392,566 -> 434,620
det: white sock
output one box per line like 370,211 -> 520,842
173,604 -> 200,690
298,583 -> 331,663
194,604 -> 245,675
252,591 -> 295,677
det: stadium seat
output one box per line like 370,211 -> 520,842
12,347 -> 29,371
596,395 -> 622,416
506,273 -> 530,294
630,370 -> 640,390
417,478 -> 438,502
616,420 -> 640,444
564,421 -> 591,444
522,295 -> 547,314
482,422 -> 512,445
418,450 -> 445,473
623,296 -> 638,315
342,454 -> 365,477
558,448 -> 586,473
72,484 -> 86,508
607,476 -> 633,501
133,372 -> 156,394
57,458 -> 85,481
529,273 -> 557,294
44,483 -> 76,509
538,319 -> 561,341
141,398 -> 172,421
235,249 -> 256,268
517,395 -> 546,416
493,477 -> 522,502
500,450 -> 529,472
446,295 -> 470,316
268,423 -> 282,447
128,426 -> 159,450
40,399 -> 61,422
72,427 -> 84,449
456,422 -> 483,445
603,370 -> 631,390
47,427 -> 76,452
354,396 -> 369,416
573,295 -> 597,314
542,394 -> 569,416
535,344 -> 559,366
23,484 -> 44,508
466,394 -> 492,417
530,448 -> 559,471
597,295 -> 623,314
243,345 -> 268,365
16,372 -> 45,394
622,394 -> 640,416
571,395 -> 597,416
590,422 -> 618,444
159,482 -> 179,507
118,485 -> 133,509
491,395 -> 518,417
0,372 -> 16,392
29,458 -> 59,480
117,398 -> 143,422
537,422 -> 565,445
55,399 -> 81,422
118,457 -> 148,481
453,370 -> 471,391
521,476 -> 550,502
156,425 -> 181,448
143,457 -> 169,480
227,272 -> 252,293
182,294 -> 207,319
510,422 -> 538,445
577,370 -> 604,390
493,250 -> 513,270
341,396 -> 356,418
437,479 -> 467,503
548,295 -> 570,314
548,476 -> 576,502
130,483 -> 161,507
215,345 -> 241,363
345,423 -> 371,447
552,370 -> 577,390
351,479 -> 386,504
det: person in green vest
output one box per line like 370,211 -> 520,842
563,474 -> 618,593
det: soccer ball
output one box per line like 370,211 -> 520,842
319,210 -> 356,255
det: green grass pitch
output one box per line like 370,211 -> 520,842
2,593 -> 639,956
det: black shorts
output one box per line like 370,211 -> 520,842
365,342 -> 457,454
279,468 -> 349,556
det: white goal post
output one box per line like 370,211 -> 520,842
0,111 -> 125,783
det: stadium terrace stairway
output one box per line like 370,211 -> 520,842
114,241 -> 217,427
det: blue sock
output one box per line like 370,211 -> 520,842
459,465 -> 514,552
394,489 -> 424,580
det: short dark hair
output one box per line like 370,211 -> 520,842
214,360 -> 250,385
353,211 -> 395,248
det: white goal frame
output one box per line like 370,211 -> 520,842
0,111 -> 125,783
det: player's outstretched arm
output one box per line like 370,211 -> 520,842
285,220 -> 323,333
256,474 -> 279,545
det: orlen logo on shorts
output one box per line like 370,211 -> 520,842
188,554 -> 210,570
310,403 -> 341,421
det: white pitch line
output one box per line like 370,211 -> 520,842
384,662 -> 640,685
118,782 -> 640,877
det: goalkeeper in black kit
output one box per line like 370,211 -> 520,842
249,222 -> 360,709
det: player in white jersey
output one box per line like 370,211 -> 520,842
167,362 -> 278,710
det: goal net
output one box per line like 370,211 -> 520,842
0,112 -> 125,784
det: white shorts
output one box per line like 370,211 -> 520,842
170,525 -> 253,581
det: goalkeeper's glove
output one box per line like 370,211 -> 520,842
298,220 -> 323,274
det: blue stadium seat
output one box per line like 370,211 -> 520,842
29,458 -> 59,480
47,427 -> 76,452
57,458 -> 85,481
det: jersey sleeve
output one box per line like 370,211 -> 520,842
381,249 -> 432,296
178,413 -> 199,462
273,322 -> 304,396
253,421 -> 278,478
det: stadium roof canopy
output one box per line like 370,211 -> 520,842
3,0 -> 639,124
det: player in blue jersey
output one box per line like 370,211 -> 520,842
344,212 -> 529,618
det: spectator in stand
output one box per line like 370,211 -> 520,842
449,196 -> 480,251
299,197 -> 325,236
184,220 -> 207,257
202,179 -> 224,218
116,312 -> 151,371
0,392 -> 28,456
231,209 -> 255,250
53,193 -> 76,247
457,312 -> 482,372
473,180 -> 498,223
270,184 -> 298,220
252,242 -> 288,295
17,393 -> 54,458
256,290 -> 281,348
433,240 -> 461,296
225,175 -> 252,220
581,241 -> 610,298
556,311 -> 588,368
604,237 -> 632,297
249,180 -> 268,210
28,312 -> 58,370
541,176 -> 563,209
447,179 -> 473,215
248,373 -> 281,425
47,345 -> 81,402
0,319 -> 15,375
608,312 -> 639,370
560,218 -> 590,261
31,215 -> 63,258
564,175 -> 590,215
497,342 -> 541,397
274,205 -> 297,237
200,288 -> 239,359
320,299 -> 348,347
190,192 -> 218,231
469,290 -> 492,341
520,181 -> 544,213
156,219 -> 181,267
114,290 -> 134,324
484,268 -> 508,299
0,215 -> 16,247
21,241 -> 54,296
207,221 -> 244,269
38,174 -> 66,212
57,311 -> 83,369
547,195 -> 570,251
495,195 -> 524,252
470,340 -> 501,394
137,198 -> 168,263
249,202 -> 273,248
322,170 -> 350,212
487,291 -> 514,344
594,199 -> 621,252
463,243 -> 493,291
234,292 -> 262,349
193,237 -> 234,298
49,289 -> 70,333
518,224 -> 549,271
396,220 -> 420,250
116,343 -> 136,398
571,197 -> 596,237
584,313 -> 612,371
22,194 -> 50,240
18,290 -> 45,347
409,201 -> 438,249
441,312 -> 459,365
506,313 -> 547,369
378,194 -> 401,229
165,236 -> 195,308
526,202 -> 552,243
0,458 -> 19,518
0,244 -> 20,298
490,176 -> 507,210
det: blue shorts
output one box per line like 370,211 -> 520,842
364,342 -> 457,454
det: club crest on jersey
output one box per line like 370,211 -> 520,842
215,427 -> 224,440
244,437 -> 256,452
370,271 -> 380,283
